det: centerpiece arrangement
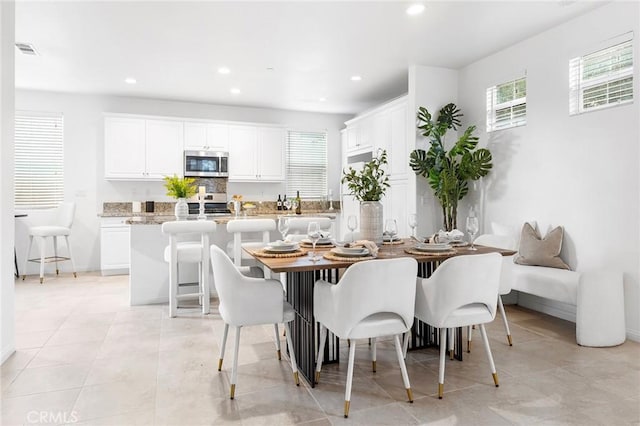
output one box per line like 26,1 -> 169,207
341,149 -> 389,244
409,103 -> 492,231
163,175 -> 197,220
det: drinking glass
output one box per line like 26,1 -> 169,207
283,198 -> 292,211
347,215 -> 358,242
278,216 -> 289,241
307,222 -> 321,261
408,214 -> 417,238
385,219 -> 398,241
466,216 -> 479,251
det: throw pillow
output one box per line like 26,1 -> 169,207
514,222 -> 570,270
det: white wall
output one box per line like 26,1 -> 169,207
457,2 -> 640,340
1,0 -> 16,364
408,65 -> 459,237
14,90 -> 351,274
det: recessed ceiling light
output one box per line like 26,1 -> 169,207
266,67 -> 275,71
218,67 -> 230,75
124,77 -> 137,85
350,75 -> 362,82
15,42 -> 39,56
230,88 -> 241,95
406,4 -> 425,15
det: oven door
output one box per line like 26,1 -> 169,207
184,151 -> 228,177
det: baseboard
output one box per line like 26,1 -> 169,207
626,328 -> 640,342
101,268 -> 129,276
516,292 -> 577,323
1,345 -> 15,365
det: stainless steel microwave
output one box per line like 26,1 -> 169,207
184,150 -> 229,177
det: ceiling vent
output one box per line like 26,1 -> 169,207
15,42 -> 39,56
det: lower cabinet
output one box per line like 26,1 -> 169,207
100,218 -> 130,275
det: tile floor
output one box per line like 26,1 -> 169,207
2,272 -> 639,425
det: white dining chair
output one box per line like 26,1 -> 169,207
286,217 -> 332,236
468,234 -> 517,350
22,202 -> 77,283
161,220 -> 215,317
226,219 -> 275,268
414,253 -> 502,399
314,257 -> 418,418
210,244 -> 299,399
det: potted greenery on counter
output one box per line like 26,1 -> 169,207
163,175 -> 196,220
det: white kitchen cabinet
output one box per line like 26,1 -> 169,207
385,180 -> 409,237
228,125 -> 285,182
184,121 -> 229,152
389,104 -> 408,180
104,115 -> 183,180
100,217 -> 130,275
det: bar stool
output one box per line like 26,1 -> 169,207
226,219 -> 275,268
162,220 -> 216,317
22,202 -> 77,284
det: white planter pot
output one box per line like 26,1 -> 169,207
360,201 -> 383,245
174,198 -> 189,221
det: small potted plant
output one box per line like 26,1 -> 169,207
341,149 -> 389,244
163,175 -> 196,220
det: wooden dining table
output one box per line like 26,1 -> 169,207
245,240 -> 516,387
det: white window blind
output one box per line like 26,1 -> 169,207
570,37 -> 633,115
486,77 -> 527,132
14,111 -> 64,208
286,130 -> 327,199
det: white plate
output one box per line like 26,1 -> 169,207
414,243 -> 452,252
265,243 -> 299,252
331,247 -> 369,257
302,238 -> 333,245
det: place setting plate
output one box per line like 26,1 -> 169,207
300,237 -> 334,247
330,247 -> 370,257
263,241 -> 300,253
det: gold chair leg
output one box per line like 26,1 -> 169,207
56,269 -> 59,275
507,335 -> 513,346
344,400 -> 350,418
73,272 -> 77,278
293,372 -> 299,386
39,277 -> 43,284
230,384 -> 236,399
438,383 -> 444,399
217,358 -> 223,371
448,349 -> 454,360
372,360 -> 376,373
467,340 -> 471,353
315,371 -> 320,383
492,372 -> 499,387
277,349 -> 281,360
22,275 -> 25,280
406,388 -> 414,403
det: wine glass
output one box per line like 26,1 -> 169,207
347,215 -> 358,242
283,198 -> 292,211
278,216 -> 289,241
466,216 -> 479,251
307,222 -> 321,261
408,214 -> 417,239
385,219 -> 398,242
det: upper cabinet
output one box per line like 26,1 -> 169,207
228,125 -> 285,182
183,121 -> 229,152
105,116 -> 183,180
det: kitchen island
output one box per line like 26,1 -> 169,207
126,212 -> 339,305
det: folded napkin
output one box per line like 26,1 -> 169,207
347,240 -> 379,257
434,229 -> 464,243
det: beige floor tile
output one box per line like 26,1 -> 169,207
105,320 -> 161,340
84,352 -> 159,387
402,393 -> 513,426
15,329 -> 56,350
0,388 -> 80,426
326,401 -> 418,425
0,349 -> 39,372
59,312 -> 117,330
1,369 -> 21,393
28,341 -> 102,369
95,334 -> 160,359
3,364 -> 90,398
72,381 -> 156,422
72,408 -> 155,426
45,325 -> 110,347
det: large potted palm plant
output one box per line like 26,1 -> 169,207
409,103 -> 492,231
342,150 -> 390,244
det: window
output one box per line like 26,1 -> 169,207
486,77 -> 527,132
570,36 -> 633,115
14,111 -> 64,208
286,130 -> 327,199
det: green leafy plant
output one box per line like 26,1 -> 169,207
341,150 -> 390,202
409,103 -> 492,231
163,175 -> 197,199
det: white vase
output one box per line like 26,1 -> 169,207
174,198 -> 189,221
360,201 -> 383,245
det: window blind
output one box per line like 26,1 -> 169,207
14,111 -> 64,208
286,130 -> 327,199
570,38 -> 633,115
486,77 -> 527,132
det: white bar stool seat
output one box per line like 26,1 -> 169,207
162,220 -> 216,317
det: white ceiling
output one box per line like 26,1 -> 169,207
15,1 -> 606,115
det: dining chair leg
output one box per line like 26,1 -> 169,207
498,296 -> 512,346
22,235 -> 33,280
283,322 -> 299,386
39,236 -> 46,284
371,337 -> 377,372
202,262 -> 210,315
394,334 -> 413,403
438,328 -> 447,399
447,328 -> 454,360
53,236 -> 59,275
344,339 -> 357,418
230,326 -> 242,399
218,323 -> 229,371
64,236 -> 77,278
315,325 -> 327,384
479,324 -> 499,387
168,258 -> 177,318
274,323 -> 282,360
403,330 -> 410,359
467,325 -> 473,353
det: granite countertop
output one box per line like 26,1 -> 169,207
125,211 -> 339,225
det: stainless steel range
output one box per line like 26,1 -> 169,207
187,192 -> 230,216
